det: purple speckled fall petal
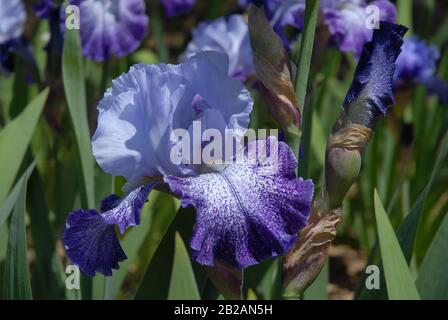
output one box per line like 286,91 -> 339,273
165,137 -> 314,269
63,183 -> 154,276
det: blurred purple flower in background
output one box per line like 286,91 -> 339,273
0,0 -> 26,44
67,0 -> 149,61
323,0 -> 396,57
240,0 -> 396,57
0,0 -> 27,75
63,51 -> 314,275
161,0 -> 196,17
181,14 -> 255,81
394,36 -> 448,103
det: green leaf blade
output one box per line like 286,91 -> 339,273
168,232 -> 200,300
373,190 -> 420,300
62,29 -> 95,208
416,214 -> 448,299
3,164 -> 35,300
0,88 -> 49,203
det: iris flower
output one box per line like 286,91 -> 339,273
63,51 -> 314,276
394,36 -> 448,104
65,0 -> 149,61
324,0 -> 396,57
181,14 -> 255,81
240,0 -> 396,57
161,0 -> 196,17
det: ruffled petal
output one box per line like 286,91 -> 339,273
341,22 -> 407,127
180,51 -> 253,136
324,2 -> 372,57
63,183 -> 154,276
92,52 -> 253,183
165,137 -> 314,268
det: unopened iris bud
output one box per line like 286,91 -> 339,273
325,22 -> 407,208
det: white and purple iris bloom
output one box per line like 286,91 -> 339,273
66,0 -> 149,61
394,37 -> 448,104
161,0 -> 196,17
181,14 -> 255,82
63,51 -> 315,276
240,0 -> 396,57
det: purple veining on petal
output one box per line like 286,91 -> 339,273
165,137 -> 314,268
63,183 -> 154,276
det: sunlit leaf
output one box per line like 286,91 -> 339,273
0,88 -> 49,203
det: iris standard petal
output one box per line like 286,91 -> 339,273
340,22 -> 407,128
0,0 -> 26,44
63,183 -> 154,276
93,52 -> 253,183
181,15 -> 255,81
69,0 -> 148,61
165,137 -> 314,268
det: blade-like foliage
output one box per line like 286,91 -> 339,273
416,213 -> 448,299
168,232 -> 200,300
0,88 -> 49,203
3,163 -> 35,300
62,29 -> 95,208
373,190 -> 420,300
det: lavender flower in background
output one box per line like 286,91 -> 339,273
66,0 -> 149,61
0,0 -> 28,76
181,15 -> 255,81
323,0 -> 396,57
241,0 -> 396,57
161,0 -> 195,17
63,51 -> 313,275
0,0 -> 26,45
394,36 -> 448,103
